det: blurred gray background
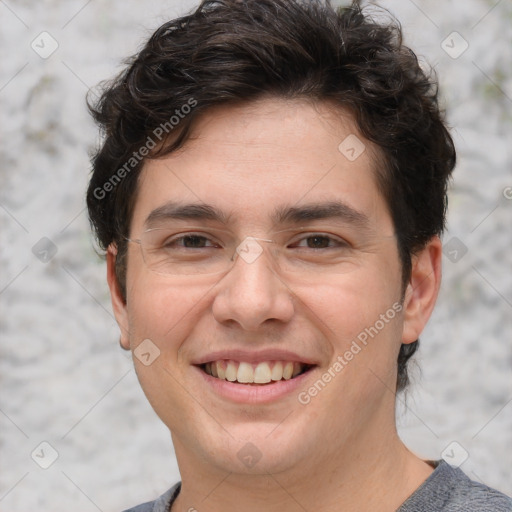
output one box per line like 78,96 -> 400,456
0,0 -> 511,510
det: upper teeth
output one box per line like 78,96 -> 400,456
204,360 -> 305,384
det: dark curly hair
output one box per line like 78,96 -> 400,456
86,0 -> 456,392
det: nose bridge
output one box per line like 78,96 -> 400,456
232,236 -> 275,266
212,237 -> 294,330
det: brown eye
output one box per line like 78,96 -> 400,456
305,236 -> 331,249
179,235 -> 209,248
163,234 -> 217,249
292,234 -> 347,249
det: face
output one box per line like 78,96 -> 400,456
108,98 -> 440,477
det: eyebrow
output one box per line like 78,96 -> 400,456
145,202 -> 231,227
144,200 -> 370,229
272,201 -> 369,228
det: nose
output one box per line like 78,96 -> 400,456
211,242 -> 295,331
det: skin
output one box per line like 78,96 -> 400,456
107,97 -> 442,512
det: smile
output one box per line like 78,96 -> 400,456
201,360 -> 312,384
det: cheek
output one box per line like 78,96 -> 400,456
296,275 -> 403,425
124,275 -> 213,426
294,263 -> 404,399
295,263 -> 403,342
125,271 -> 210,354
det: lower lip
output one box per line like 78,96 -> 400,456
194,365 -> 316,404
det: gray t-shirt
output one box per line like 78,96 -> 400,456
123,460 -> 512,511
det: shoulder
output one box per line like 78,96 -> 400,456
121,482 -> 181,512
399,461 -> 512,512
446,466 -> 512,512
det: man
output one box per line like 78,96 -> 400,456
86,0 -> 512,510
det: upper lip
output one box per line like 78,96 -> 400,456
191,349 -> 319,366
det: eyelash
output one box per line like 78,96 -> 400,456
292,235 -> 347,249
164,233 -> 348,249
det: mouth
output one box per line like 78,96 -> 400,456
198,360 -> 314,385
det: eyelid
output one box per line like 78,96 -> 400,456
163,231 -> 223,248
288,232 -> 350,248
272,226 -> 352,241
144,226 -> 353,245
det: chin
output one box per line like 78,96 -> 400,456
196,422 -> 313,476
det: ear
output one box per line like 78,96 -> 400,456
107,244 -> 131,350
401,236 -> 442,344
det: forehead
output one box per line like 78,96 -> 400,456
131,98 -> 392,234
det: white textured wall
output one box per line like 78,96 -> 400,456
0,1 -> 510,510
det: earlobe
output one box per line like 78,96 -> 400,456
106,244 -> 131,350
401,236 -> 442,344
